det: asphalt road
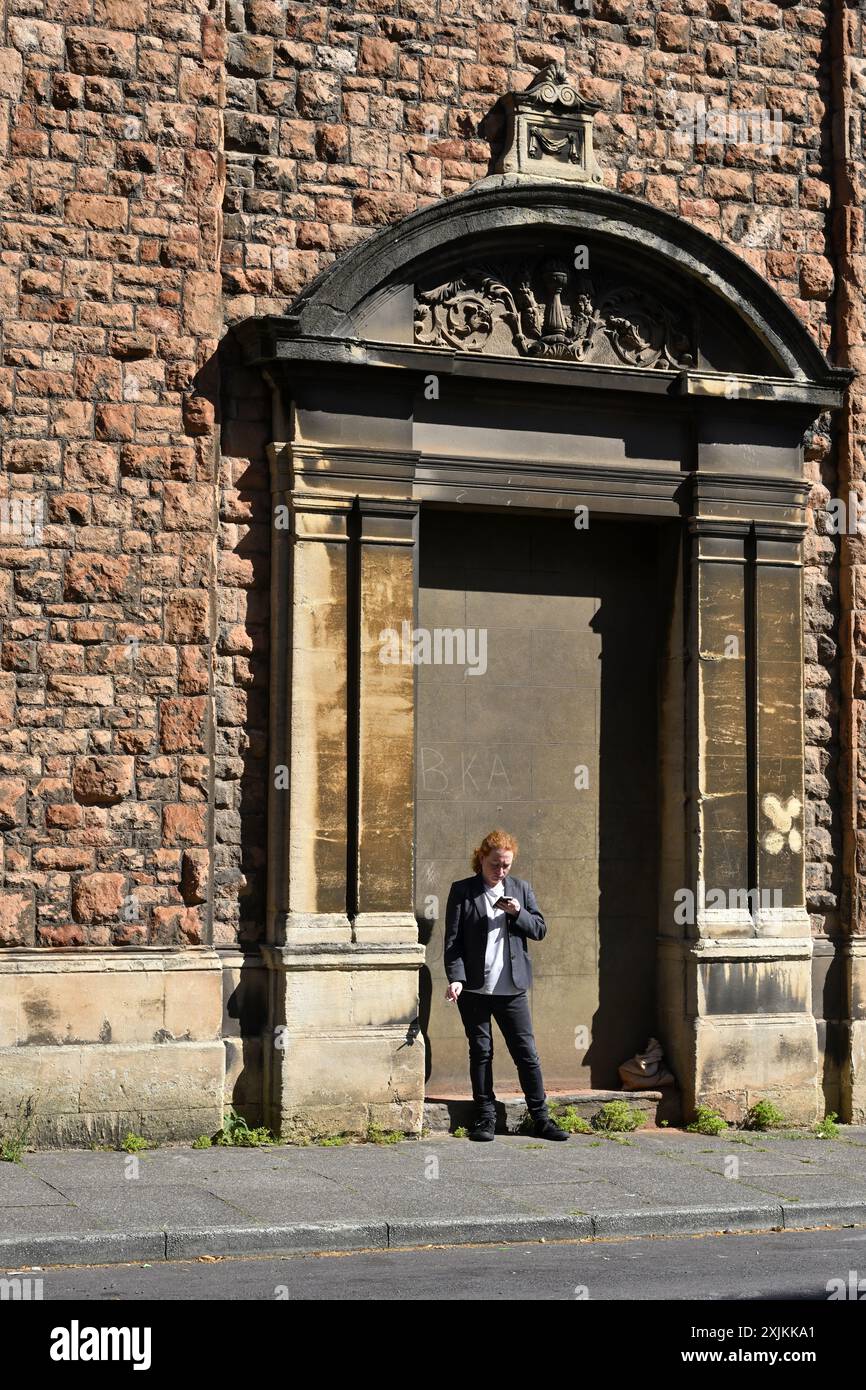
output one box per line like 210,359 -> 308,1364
10,1224 -> 866,1301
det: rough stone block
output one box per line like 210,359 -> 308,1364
0,47 -> 24,100
72,756 -> 134,805
66,28 -> 137,78
72,873 -> 126,923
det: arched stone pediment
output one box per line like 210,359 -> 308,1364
279,178 -> 843,392
236,177 -> 852,521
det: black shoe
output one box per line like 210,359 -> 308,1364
532,1117 -> 569,1141
469,1117 -> 496,1141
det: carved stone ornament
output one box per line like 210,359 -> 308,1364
481,62 -> 603,184
415,257 -> 696,368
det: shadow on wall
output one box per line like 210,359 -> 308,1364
212,329 -> 271,949
223,955 -> 269,1128
213,330 -> 274,1123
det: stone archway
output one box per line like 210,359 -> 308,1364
236,175 -> 849,1136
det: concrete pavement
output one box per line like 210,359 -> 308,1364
2,1125 -> 866,1268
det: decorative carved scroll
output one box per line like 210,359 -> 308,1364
415,257 -> 695,368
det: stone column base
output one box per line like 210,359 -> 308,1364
0,948 -> 225,1147
262,938 -> 426,1140
844,1020 -> 866,1123
692,1016 -> 821,1124
658,937 -> 821,1124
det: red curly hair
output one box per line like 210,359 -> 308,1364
471,829 -> 519,875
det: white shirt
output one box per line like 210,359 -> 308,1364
463,881 -> 519,995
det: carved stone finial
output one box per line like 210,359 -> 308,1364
481,63 -> 603,184
524,62 -> 580,107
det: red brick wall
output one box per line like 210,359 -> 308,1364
0,0 -> 223,946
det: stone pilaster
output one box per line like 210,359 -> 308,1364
663,513 -> 819,1124
265,486 -> 353,945
754,531 -> 809,937
263,477 -> 424,1139
354,500 -> 419,939
263,485 -> 353,1136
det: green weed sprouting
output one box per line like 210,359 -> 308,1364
687,1104 -> 728,1136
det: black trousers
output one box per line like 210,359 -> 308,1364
456,988 -> 548,1123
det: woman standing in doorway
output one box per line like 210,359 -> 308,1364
443,829 -> 568,1141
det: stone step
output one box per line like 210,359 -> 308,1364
424,1088 -> 681,1133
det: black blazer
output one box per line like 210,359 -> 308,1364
443,872 -> 546,992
